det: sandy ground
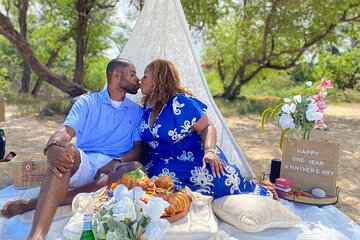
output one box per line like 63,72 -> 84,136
0,104 -> 359,224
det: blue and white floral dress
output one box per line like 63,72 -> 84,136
140,93 -> 269,199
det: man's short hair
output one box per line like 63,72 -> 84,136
106,58 -> 133,81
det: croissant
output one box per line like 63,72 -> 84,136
164,192 -> 191,216
116,175 -> 156,191
155,175 -> 174,189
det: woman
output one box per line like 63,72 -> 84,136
139,59 -> 275,199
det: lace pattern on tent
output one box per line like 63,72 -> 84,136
120,0 -> 255,179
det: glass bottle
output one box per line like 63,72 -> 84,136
80,213 -> 95,240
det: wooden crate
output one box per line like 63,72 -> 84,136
11,153 -> 47,189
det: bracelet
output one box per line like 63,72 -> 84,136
204,148 -> 217,154
113,158 -> 123,163
43,141 -> 62,155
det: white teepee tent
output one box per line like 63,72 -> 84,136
121,0 -> 255,179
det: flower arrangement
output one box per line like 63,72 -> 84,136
261,77 -> 333,148
92,170 -> 171,240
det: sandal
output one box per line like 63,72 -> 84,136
0,151 -> 16,162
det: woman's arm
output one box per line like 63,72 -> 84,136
192,114 -> 225,178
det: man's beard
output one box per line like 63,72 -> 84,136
120,78 -> 139,94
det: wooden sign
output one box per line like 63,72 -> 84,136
280,138 -> 340,196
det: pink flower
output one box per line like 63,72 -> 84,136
316,77 -> 333,91
310,95 -> 327,113
314,120 -> 324,129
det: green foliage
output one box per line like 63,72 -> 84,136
203,67 -> 223,96
39,98 -> 72,117
215,97 -> 280,117
83,56 -> 110,91
314,49 -> 360,90
4,94 -> 47,117
196,0 -> 360,99
0,0 -> 131,94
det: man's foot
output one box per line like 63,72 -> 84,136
0,199 -> 32,219
266,187 -> 279,201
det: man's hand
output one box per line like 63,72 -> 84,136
46,142 -> 75,178
94,160 -> 118,179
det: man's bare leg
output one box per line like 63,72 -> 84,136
0,162 -> 142,224
26,145 -> 81,240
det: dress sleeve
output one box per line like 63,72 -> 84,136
172,94 -> 207,133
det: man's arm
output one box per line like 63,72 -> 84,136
45,126 -> 76,177
94,141 -> 143,179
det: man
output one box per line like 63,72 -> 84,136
0,58 -> 144,239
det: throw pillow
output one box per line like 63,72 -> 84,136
212,194 -> 301,233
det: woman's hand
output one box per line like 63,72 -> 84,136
202,151 -> 225,178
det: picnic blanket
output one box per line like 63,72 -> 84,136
1,185 -> 359,240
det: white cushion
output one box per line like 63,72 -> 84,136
212,195 -> 301,233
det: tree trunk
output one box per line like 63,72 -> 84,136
31,34 -> 71,96
17,0 -> 31,93
221,87 -> 241,101
31,46 -> 60,96
20,63 -> 31,93
0,12 -> 88,97
73,0 -> 95,84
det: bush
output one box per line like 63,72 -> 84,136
215,97 -> 281,117
39,98 -> 72,117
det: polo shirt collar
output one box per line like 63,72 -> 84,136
100,89 -> 131,108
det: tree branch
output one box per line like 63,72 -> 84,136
0,12 -> 88,97
262,0 -> 278,61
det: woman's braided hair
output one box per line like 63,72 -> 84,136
142,59 -> 193,111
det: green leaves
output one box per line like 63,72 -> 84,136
124,168 -> 145,179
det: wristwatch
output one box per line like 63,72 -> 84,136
43,141 -> 62,155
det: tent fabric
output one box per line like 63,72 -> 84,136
121,0 -> 255,179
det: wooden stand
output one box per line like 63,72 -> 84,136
280,187 -> 340,207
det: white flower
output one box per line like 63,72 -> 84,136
283,98 -> 291,103
307,101 -> 317,111
142,197 -> 169,220
293,95 -> 302,103
141,197 -> 170,240
145,219 -> 171,240
281,103 -> 296,114
113,184 -> 145,201
105,230 -> 117,240
113,184 -> 131,200
112,197 -> 137,222
306,81 -> 313,87
279,114 -> 295,129
306,108 -> 323,121
132,186 -> 146,200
